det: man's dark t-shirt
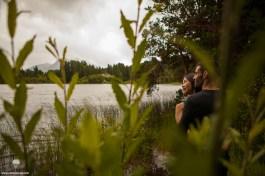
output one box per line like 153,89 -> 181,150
180,90 -> 219,131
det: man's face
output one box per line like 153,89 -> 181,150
194,66 -> 204,90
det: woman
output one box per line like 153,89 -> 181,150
175,73 -> 194,123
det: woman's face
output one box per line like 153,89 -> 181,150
182,77 -> 193,96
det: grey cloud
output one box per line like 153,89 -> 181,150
0,0 -> 151,68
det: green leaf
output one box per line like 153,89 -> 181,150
0,50 -> 16,89
225,37 -> 265,121
256,88 -> 265,116
16,36 -> 36,73
1,133 -> 23,159
79,112 -> 100,168
45,45 -> 57,59
3,100 -> 22,131
99,129 -> 122,175
124,137 -> 143,163
54,93 -> 66,129
172,37 -> 218,81
24,109 -> 42,145
63,46 -> 67,61
67,73 -> 79,101
120,10 -> 135,48
251,146 -> 265,164
131,166 -> 145,176
132,39 -> 147,75
221,160 -> 243,176
111,80 -> 127,110
0,145 -> 7,155
130,102 -> 138,129
132,106 -> 152,137
68,109 -> 82,134
3,100 -> 14,116
227,128 -> 246,151
249,119 -> 265,143
133,66 -> 155,95
14,82 -> 27,120
48,71 -> 64,89
8,0 -> 17,38
139,10 -> 153,32
0,113 -> 5,121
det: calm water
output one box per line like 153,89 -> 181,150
0,84 -> 179,131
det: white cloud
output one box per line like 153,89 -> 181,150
0,0 -> 152,68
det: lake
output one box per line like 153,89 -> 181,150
0,84 -> 179,131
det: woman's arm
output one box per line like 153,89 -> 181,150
175,102 -> 184,124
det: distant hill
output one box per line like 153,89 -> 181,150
29,61 -> 60,72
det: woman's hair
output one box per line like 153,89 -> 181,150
184,73 -> 195,91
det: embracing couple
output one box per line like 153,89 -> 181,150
175,63 -> 219,131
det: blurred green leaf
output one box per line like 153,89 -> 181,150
139,10 -> 153,32
173,37 -> 218,81
14,82 -> 27,119
67,73 -> 79,101
251,146 -> 265,164
256,88 -> 265,116
8,0 -> 17,38
16,36 -> 36,73
79,112 -> 100,169
3,100 -> 14,116
56,159 -> 84,176
227,128 -> 246,151
123,137 -> 143,163
130,102 -> 138,129
0,113 -> 5,121
0,145 -> 7,156
112,81 -> 128,110
0,50 -> 16,89
45,45 -> 57,59
225,38 -> 265,121
1,133 -> 23,159
120,10 -> 135,48
48,71 -> 64,89
62,46 -> 67,61
132,39 -> 147,75
24,109 -> 42,145
221,160 -> 243,176
131,106 -> 152,139
133,66 -> 155,95
54,93 -> 66,129
3,100 -> 22,131
46,37 -> 59,58
187,118 -> 212,150
68,109 -> 82,134
131,166 -> 145,176
61,136 -> 85,158
99,129 -> 122,175
249,118 -> 265,143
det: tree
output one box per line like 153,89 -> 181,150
144,0 -> 223,75
145,0 -> 265,83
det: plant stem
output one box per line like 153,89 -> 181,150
11,38 -> 15,65
128,3 -> 141,104
61,60 -> 68,133
21,133 -> 29,172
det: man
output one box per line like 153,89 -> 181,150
180,64 -> 219,131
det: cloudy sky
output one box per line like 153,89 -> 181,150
0,0 -> 152,68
